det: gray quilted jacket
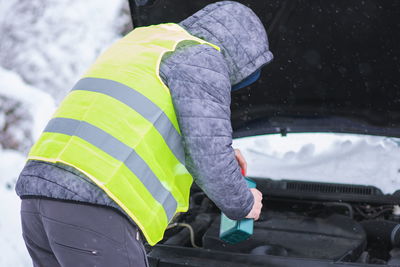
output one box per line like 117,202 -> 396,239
16,1 -> 273,220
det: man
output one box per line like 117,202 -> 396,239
15,1 -> 272,266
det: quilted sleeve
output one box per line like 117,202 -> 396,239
160,44 -> 254,220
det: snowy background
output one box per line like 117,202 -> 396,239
1,1 -> 400,266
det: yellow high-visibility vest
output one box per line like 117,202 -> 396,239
28,23 -> 219,245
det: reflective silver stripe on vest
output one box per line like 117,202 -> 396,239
44,117 -> 177,220
71,77 -> 185,165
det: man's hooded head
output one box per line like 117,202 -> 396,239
180,1 -> 273,90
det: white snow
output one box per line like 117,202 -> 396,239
0,0 -> 125,102
0,67 -> 56,140
233,133 -> 400,194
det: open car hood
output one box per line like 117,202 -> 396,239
129,0 -> 400,138
129,2 -> 400,266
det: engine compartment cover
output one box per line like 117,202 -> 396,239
203,212 -> 366,261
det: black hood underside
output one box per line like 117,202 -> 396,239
130,0 -> 400,138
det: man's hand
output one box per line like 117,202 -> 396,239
245,188 -> 263,220
234,149 -> 263,220
234,149 -> 247,176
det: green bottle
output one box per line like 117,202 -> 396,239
219,177 -> 256,244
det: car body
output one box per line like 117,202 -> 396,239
128,0 -> 400,266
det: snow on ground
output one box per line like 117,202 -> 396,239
233,133 -> 400,194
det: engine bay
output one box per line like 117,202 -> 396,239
150,179 -> 400,266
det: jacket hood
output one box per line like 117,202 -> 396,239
179,1 -> 273,86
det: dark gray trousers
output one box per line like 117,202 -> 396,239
20,198 -> 149,267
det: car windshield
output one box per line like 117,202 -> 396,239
233,133 -> 400,194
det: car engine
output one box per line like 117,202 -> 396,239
155,179 -> 400,266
